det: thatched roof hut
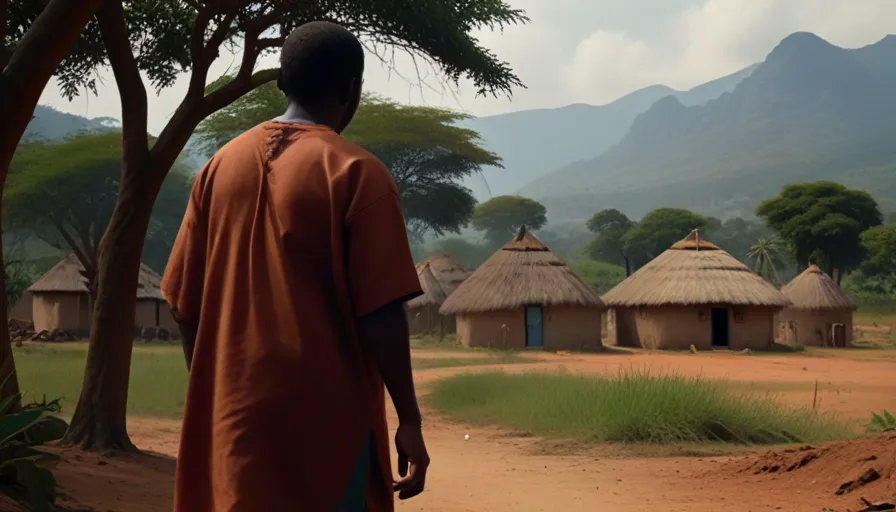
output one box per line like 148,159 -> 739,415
778,265 -> 856,347
26,253 -> 175,337
603,230 -> 790,351
406,255 -> 471,336
440,226 -> 606,351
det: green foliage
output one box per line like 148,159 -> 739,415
747,236 -> 786,285
428,371 -> 851,445
0,373 -> 68,512
584,209 -> 635,273
858,224 -> 896,289
428,237 -> 494,269
624,208 -> 709,260
3,132 -> 193,276
471,195 -> 547,244
568,260 -> 626,294
757,182 -> 883,279
197,89 -> 499,237
866,409 -> 896,433
9,1 -> 528,101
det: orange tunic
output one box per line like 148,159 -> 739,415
161,122 -> 422,512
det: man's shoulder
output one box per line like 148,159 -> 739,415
315,129 -> 386,169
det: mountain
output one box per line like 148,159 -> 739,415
24,105 -> 119,141
459,63 -> 759,199
520,32 -> 896,221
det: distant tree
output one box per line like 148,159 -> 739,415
623,207 -> 710,263
2,233 -> 38,309
5,133 -> 192,292
747,236 -> 785,285
430,237 -> 493,269
757,182 -> 882,284
471,195 -> 547,245
568,260 -> 626,294
584,208 -> 636,275
858,224 -> 896,288
199,89 -> 500,238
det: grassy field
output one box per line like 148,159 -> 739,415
428,370 -> 853,446
13,342 -> 529,418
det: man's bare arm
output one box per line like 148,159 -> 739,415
173,307 -> 199,372
357,301 -> 421,425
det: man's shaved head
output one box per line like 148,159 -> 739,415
278,21 -> 365,105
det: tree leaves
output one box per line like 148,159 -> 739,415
471,195 -> 546,244
757,181 -> 883,278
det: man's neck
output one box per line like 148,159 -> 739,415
274,102 -> 317,124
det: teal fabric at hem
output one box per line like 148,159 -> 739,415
337,431 -> 373,511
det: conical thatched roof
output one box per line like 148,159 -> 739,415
407,254 -> 471,309
28,253 -> 165,300
439,226 -> 606,314
602,230 -> 791,308
781,265 -> 856,311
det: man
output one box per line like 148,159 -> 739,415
161,21 -> 430,512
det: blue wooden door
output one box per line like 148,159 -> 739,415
525,306 -> 544,348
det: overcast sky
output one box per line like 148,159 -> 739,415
37,0 -> 896,135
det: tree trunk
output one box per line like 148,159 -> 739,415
0,207 -> 19,407
623,257 -> 631,277
60,181 -> 155,451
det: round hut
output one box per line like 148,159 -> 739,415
406,254 -> 472,337
439,226 -> 607,350
602,230 -> 791,351
778,265 -> 856,347
27,253 -> 177,338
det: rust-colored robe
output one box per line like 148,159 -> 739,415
161,122 -> 422,512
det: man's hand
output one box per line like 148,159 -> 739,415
393,423 -> 430,500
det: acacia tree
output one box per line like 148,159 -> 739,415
757,182 -> 882,284
35,0 -> 525,450
471,195 -> 547,245
585,208 -> 635,276
4,132 -> 192,290
623,207 -> 710,263
196,86 -> 501,238
0,0 -> 105,404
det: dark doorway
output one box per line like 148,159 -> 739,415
711,308 -> 730,348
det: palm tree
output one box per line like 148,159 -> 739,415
748,236 -> 784,285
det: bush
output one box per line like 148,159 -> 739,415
568,260 -> 626,294
866,410 -> 896,433
428,370 -> 851,445
0,374 -> 68,511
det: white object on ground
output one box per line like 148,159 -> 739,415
464,434 -> 470,441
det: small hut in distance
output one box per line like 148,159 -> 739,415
26,253 -> 177,338
778,265 -> 856,347
439,226 -> 607,350
602,230 -> 791,351
406,254 -> 471,337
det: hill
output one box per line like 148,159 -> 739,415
458,64 -> 759,199
521,32 -> 896,221
24,105 -> 119,141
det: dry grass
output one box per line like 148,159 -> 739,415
781,265 -> 857,311
440,228 -> 605,314
602,233 -> 790,308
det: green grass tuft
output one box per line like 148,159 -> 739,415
428,370 -> 853,445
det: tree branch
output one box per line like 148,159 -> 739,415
200,67 -> 278,118
95,0 -> 149,162
48,215 -> 94,277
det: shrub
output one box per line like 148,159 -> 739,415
428,370 -> 852,445
866,410 -> 896,433
0,374 -> 68,511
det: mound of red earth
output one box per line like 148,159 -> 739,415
728,433 -> 896,511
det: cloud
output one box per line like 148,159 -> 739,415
563,0 -> 896,105
35,0 -> 896,133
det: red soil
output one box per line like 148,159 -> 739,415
44,349 -> 896,512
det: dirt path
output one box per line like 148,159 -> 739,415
53,350 -> 896,511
